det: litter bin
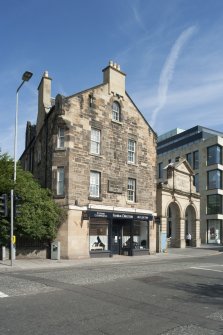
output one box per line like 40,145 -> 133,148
51,241 -> 60,260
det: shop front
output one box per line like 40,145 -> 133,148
207,219 -> 222,244
87,210 -> 153,257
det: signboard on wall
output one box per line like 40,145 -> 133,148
108,179 -> 123,194
87,210 -> 153,221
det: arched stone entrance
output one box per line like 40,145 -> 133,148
185,204 -> 198,247
156,159 -> 201,251
166,202 -> 182,248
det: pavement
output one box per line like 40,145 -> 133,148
0,244 -> 222,272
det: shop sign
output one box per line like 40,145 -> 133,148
113,213 -> 133,219
87,210 -> 153,221
136,215 -> 151,221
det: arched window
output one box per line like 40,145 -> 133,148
112,101 -> 121,122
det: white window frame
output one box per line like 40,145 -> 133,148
128,139 -> 136,164
90,171 -> 100,198
112,102 -> 120,122
91,128 -> 101,155
57,167 -> 65,195
57,127 -> 65,148
127,178 -> 136,202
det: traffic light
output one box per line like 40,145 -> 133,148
14,195 -> 22,218
0,194 -> 8,217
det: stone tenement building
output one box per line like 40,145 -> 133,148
20,61 -> 157,259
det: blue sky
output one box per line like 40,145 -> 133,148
1,0 -> 223,157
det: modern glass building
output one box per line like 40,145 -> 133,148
157,125 -> 223,245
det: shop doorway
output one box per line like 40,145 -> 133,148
111,220 -> 133,255
111,219 -> 149,255
111,221 -> 123,254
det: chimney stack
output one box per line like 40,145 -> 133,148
36,71 -> 52,134
102,60 -> 126,96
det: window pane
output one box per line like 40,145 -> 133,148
207,220 -> 221,244
158,162 -> 163,178
133,221 -> 148,249
58,128 -> 65,148
91,129 -> 100,154
193,173 -> 199,192
207,194 -> 222,214
57,167 -> 64,195
128,139 -> 136,163
208,170 -> 222,189
89,220 -> 108,251
90,171 -> 100,197
186,153 -> 192,166
127,178 -> 136,202
112,102 -> 120,121
207,145 -> 222,165
193,151 -> 199,169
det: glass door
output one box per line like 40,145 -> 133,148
208,220 -> 221,244
111,222 -> 122,254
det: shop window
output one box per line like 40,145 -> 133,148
133,221 -> 148,249
91,128 -> 101,155
89,220 -> 108,251
207,220 -> 221,244
207,145 -> 222,165
122,221 -> 148,249
207,170 -> 222,189
207,194 -> 222,214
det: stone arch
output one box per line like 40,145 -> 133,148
166,201 -> 182,248
185,204 -> 198,247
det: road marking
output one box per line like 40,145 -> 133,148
190,267 -> 223,273
0,291 -> 8,298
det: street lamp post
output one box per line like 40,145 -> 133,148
10,71 -> 33,266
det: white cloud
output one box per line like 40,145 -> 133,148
150,25 -> 198,127
136,79 -> 223,111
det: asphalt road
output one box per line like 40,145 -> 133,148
0,253 -> 223,335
